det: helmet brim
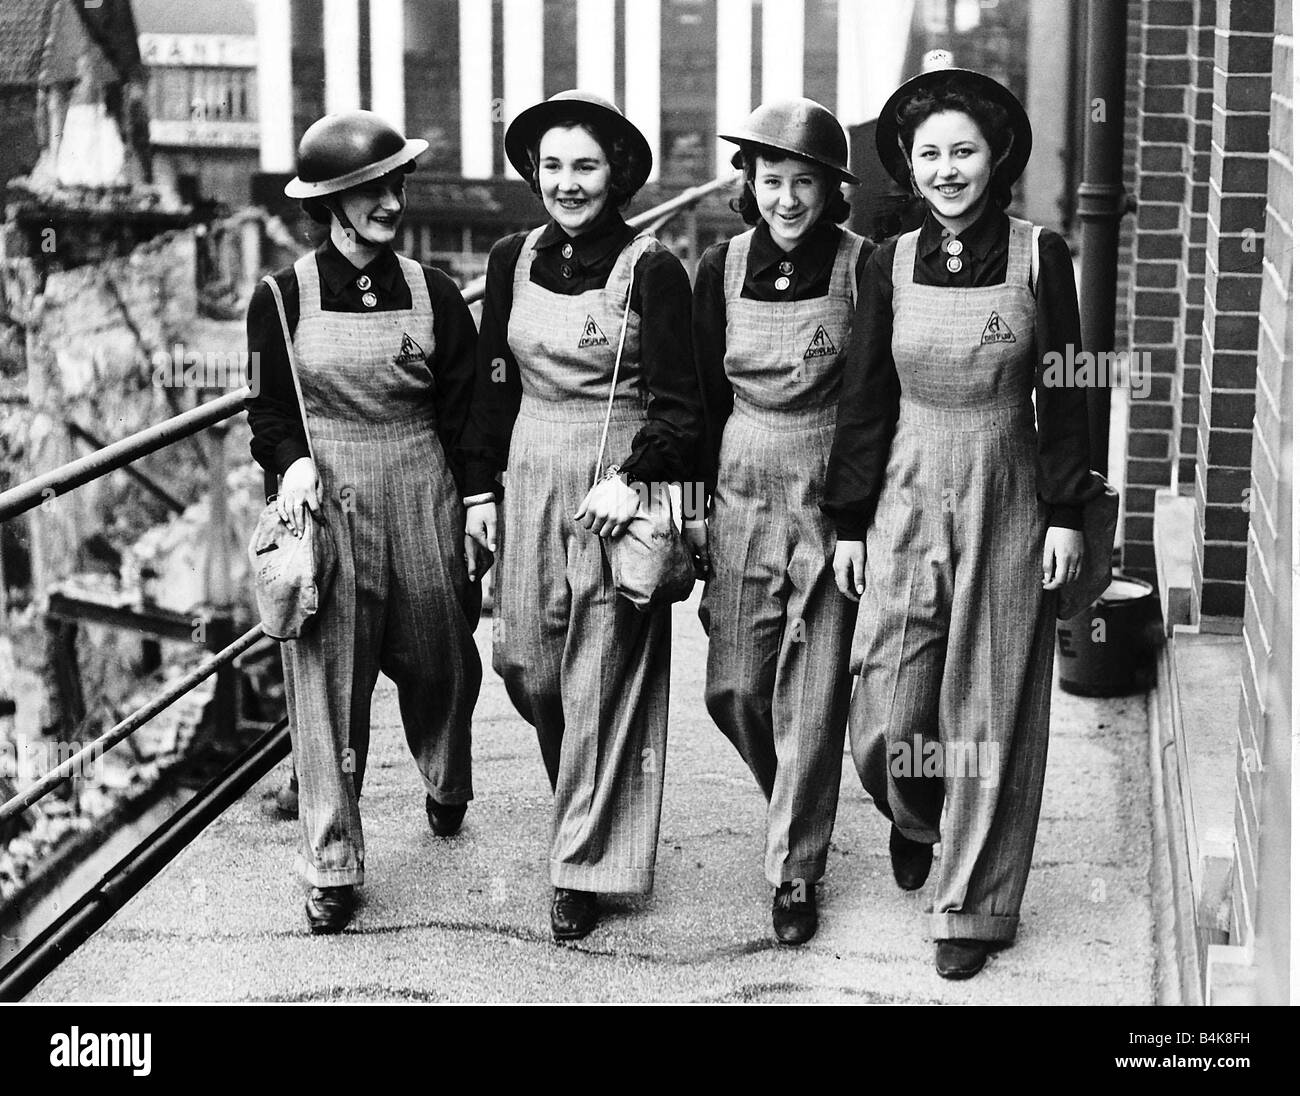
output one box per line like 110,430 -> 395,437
718,129 -> 859,185
284,138 -> 429,199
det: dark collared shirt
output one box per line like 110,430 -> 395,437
822,203 -> 1093,537
244,238 -> 479,498
692,220 -> 874,496
459,207 -> 704,498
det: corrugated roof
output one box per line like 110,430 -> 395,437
0,0 -> 56,86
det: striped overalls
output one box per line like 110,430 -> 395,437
702,227 -> 863,886
493,229 -> 670,894
282,251 -> 482,888
848,218 -> 1056,943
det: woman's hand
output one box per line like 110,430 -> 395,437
683,519 -> 710,579
574,475 -> 642,539
276,457 -> 322,537
465,502 -> 497,583
833,539 -> 866,602
1042,526 -> 1085,590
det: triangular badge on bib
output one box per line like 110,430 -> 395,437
980,311 -> 1016,344
804,324 -> 838,360
394,332 -> 426,364
578,314 -> 609,348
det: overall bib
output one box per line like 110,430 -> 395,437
702,227 -> 863,886
282,252 -> 482,888
849,218 -> 1056,943
493,229 -> 671,894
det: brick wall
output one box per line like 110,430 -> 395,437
1230,0 -> 1292,1000
1172,1 -> 1216,486
1121,0 -> 1193,580
1113,0 -> 1142,352
1190,0 -> 1274,624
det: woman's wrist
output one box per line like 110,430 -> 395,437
463,492 -> 495,508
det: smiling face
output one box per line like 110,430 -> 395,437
752,154 -> 830,252
908,110 -> 996,234
537,125 -> 612,237
336,170 -> 407,245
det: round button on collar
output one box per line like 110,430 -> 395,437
561,243 -> 574,259
362,291 -> 378,307
774,275 -> 791,291
356,274 -> 372,290
944,239 -> 964,257
561,262 -> 574,279
945,255 -> 963,274
778,260 -> 794,276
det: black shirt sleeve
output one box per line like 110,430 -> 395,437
458,233 -> 527,499
245,268 -> 309,495
618,246 -> 705,487
821,241 -> 901,539
1033,229 -> 1095,529
691,241 -> 730,507
425,264 -> 479,498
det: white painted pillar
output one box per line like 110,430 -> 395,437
623,0 -> 661,182
715,0 -> 752,176
459,0 -> 495,179
576,0 -> 616,102
256,0 -> 294,171
503,0 -> 545,178
323,0 -> 361,114
369,0 -> 406,130
761,0 -> 804,103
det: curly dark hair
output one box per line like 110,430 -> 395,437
728,142 -> 851,226
895,76 -> 1015,210
525,117 -> 644,209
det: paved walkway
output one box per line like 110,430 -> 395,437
30,588 -> 1155,1004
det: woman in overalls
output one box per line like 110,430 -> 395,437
694,99 -> 869,945
824,57 -> 1098,978
246,110 -> 483,934
460,91 -> 705,942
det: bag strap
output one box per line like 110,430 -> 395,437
262,273 -> 317,467
1029,223 -> 1042,297
592,234 -> 654,486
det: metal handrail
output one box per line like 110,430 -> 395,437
0,389 -> 248,524
0,718 -> 291,1002
0,625 -> 266,824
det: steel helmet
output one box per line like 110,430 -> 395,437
719,98 -> 858,184
284,110 -> 428,200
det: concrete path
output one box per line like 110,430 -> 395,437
29,588 -> 1155,1004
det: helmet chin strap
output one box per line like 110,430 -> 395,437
328,196 -> 386,250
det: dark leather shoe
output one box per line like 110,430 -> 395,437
425,794 -> 467,837
305,885 -> 355,935
772,881 -> 818,945
550,888 -> 598,941
889,825 -> 934,891
935,938 -> 990,979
